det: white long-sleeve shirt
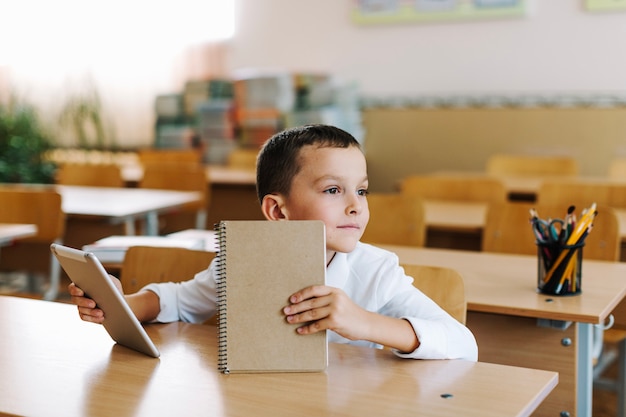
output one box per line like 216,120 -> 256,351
143,242 -> 478,361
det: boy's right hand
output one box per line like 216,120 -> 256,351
68,275 -> 123,324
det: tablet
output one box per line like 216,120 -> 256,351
50,243 -> 160,358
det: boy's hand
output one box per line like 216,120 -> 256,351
283,285 -> 371,341
68,275 -> 123,324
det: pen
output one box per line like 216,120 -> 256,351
541,203 -> 596,286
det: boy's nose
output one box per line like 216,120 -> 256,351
346,195 -> 362,214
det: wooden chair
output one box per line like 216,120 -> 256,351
56,163 -> 125,187
55,162 -> 130,250
139,163 -> 210,233
137,149 -> 202,166
361,193 -> 425,247
120,245 -> 216,324
486,154 -> 579,176
400,175 -> 507,204
227,148 -> 259,169
0,186 -> 66,300
400,264 -> 467,324
537,179 -> 626,209
120,245 -> 215,294
608,158 -> 626,179
482,201 -> 621,262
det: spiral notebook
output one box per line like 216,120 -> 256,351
215,220 -> 328,374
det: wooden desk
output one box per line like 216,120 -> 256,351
204,166 -> 263,226
423,201 -> 486,250
122,164 -> 263,226
0,296 -> 556,417
380,245 -> 626,417
123,164 -> 257,186
0,223 -> 37,247
57,185 -> 202,236
432,171 -> 626,203
430,171 -> 563,201
423,201 -> 626,252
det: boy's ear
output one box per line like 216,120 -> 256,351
261,194 -> 287,220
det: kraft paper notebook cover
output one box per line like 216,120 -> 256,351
215,220 -> 328,374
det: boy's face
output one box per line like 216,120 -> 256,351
280,145 -> 369,258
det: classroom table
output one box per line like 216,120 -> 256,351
432,171 -> 626,202
379,245 -> 626,417
203,166 -> 263,226
0,224 -> 38,287
432,171 -> 556,200
0,295 -> 557,417
122,164 -> 263,226
422,200 -> 626,250
122,164 -> 257,186
0,223 -> 37,247
57,185 -> 202,236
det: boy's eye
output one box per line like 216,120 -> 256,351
358,189 -> 369,197
325,187 -> 340,194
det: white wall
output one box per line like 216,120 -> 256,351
227,0 -> 626,96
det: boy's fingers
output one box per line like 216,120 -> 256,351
77,306 -> 104,321
289,285 -> 331,303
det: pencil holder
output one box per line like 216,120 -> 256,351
537,241 -> 583,296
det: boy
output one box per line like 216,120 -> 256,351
70,124 -> 478,361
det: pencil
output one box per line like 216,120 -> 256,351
542,204 -> 596,285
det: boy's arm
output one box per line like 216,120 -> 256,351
125,291 -> 161,323
284,285 -> 420,353
358,312 -> 420,353
68,278 -> 161,324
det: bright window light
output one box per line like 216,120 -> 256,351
1,1 -> 235,146
0,1 -> 235,66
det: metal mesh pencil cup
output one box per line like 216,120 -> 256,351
537,241 -> 583,296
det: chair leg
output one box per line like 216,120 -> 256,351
44,241 -> 62,301
593,332 -> 626,417
618,337 -> 626,417
195,210 -> 207,230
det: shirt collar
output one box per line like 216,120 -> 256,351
326,250 -> 349,288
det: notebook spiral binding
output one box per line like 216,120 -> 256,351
215,221 -> 229,374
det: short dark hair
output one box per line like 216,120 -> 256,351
256,124 -> 361,204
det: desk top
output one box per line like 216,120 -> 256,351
57,185 -> 202,219
433,171 -> 626,196
381,245 -> 626,324
0,223 -> 37,246
0,296 -> 557,417
423,200 -> 626,242
122,164 -> 257,186
423,201 -> 486,232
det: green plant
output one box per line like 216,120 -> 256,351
58,88 -> 115,149
0,100 -> 56,183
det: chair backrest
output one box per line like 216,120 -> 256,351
120,246 -> 215,294
139,163 -> 210,231
400,264 -> 467,324
0,186 -> 66,296
137,149 -> 202,165
0,186 -> 65,243
537,179 -> 626,209
486,154 -> 579,176
56,163 -> 125,187
139,163 -> 210,209
227,148 -> 259,169
482,201 -> 621,262
361,193 -> 425,247
608,158 -> 626,179
401,175 -> 507,203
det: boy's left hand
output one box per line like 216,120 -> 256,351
283,285 -> 371,341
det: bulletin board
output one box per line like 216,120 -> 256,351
585,0 -> 626,12
351,0 -> 529,25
